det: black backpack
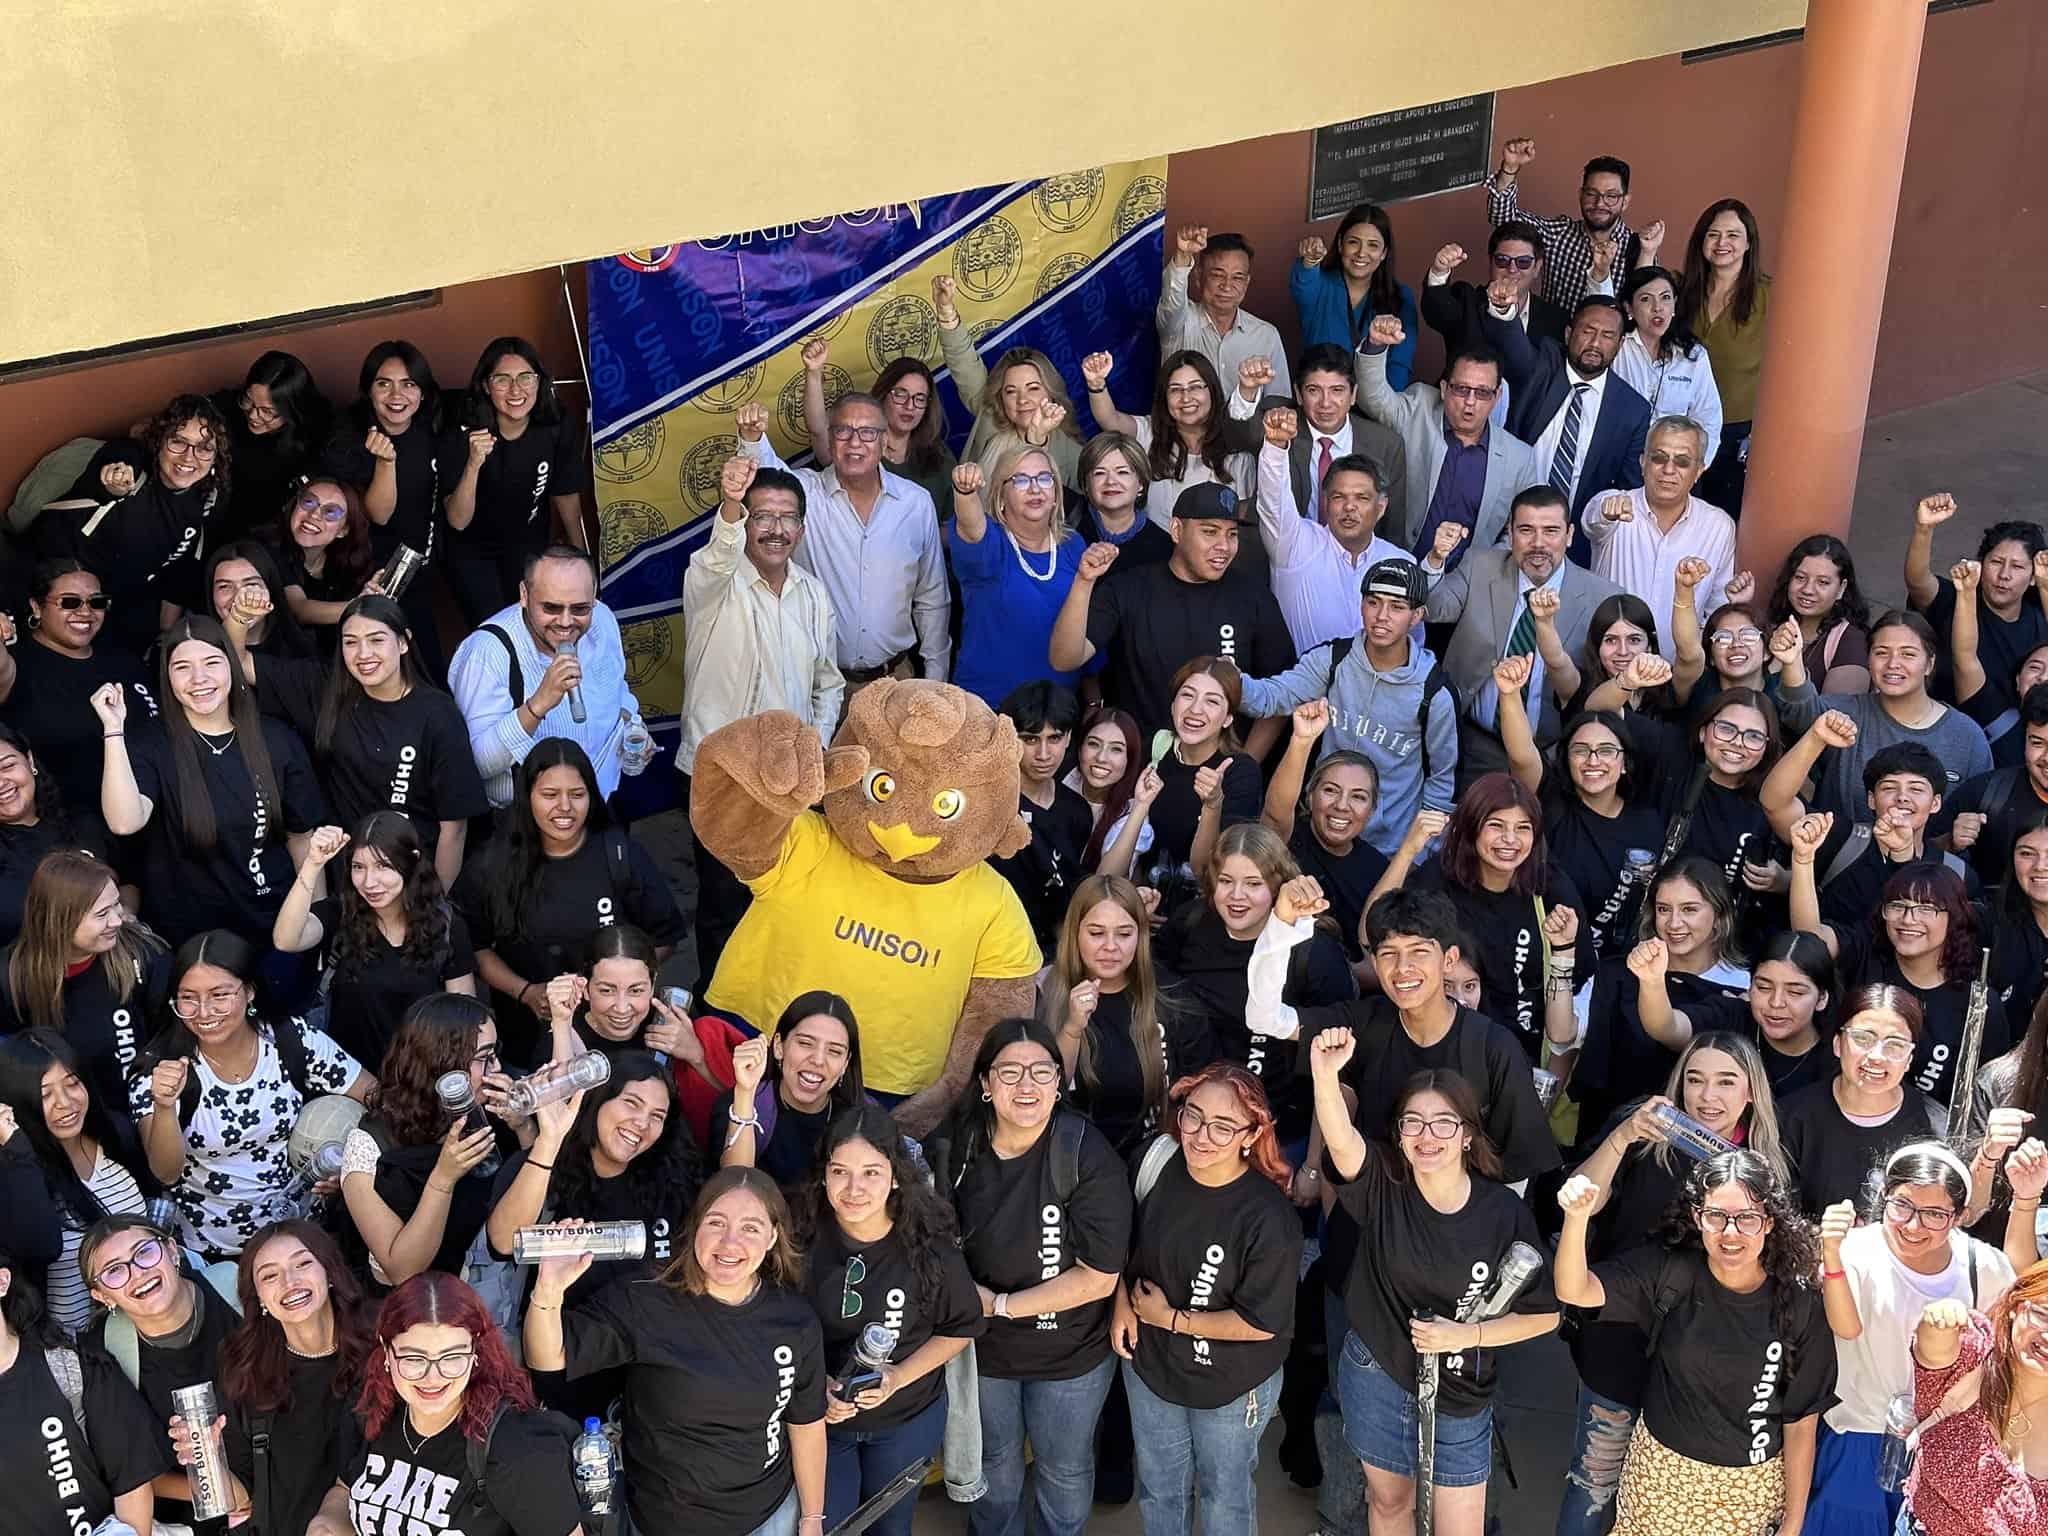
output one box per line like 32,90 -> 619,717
1319,635 -> 1450,782
138,1015 -> 320,1129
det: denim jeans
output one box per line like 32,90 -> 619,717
1555,1380 -> 1639,1536
1122,1361 -> 1283,1536
971,1355 -> 1117,1536
825,1388 -> 946,1536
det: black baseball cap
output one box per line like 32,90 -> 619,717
1363,558 -> 1428,605
1171,483 -> 1252,526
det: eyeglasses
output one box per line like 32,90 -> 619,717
1708,720 -> 1768,750
1842,1026 -> 1916,1061
841,1254 -> 865,1319
1567,742 -> 1623,764
2019,1300 -> 2048,1330
829,425 -> 884,444
1444,383 -> 1499,402
296,493 -> 348,523
1491,253 -> 1538,271
886,388 -> 928,410
1394,1112 -> 1465,1140
1883,1196 -> 1957,1231
991,1062 -> 1060,1087
1164,381 -> 1210,397
747,511 -> 803,529
1581,189 -> 1628,206
239,393 -> 283,425
1696,1207 -> 1768,1235
1646,451 -> 1697,469
1177,1103 -> 1250,1144
1709,628 -> 1764,648
370,378 -> 423,396
537,602 -> 596,619
47,593 -> 111,613
91,1237 -> 167,1291
1880,900 -> 1943,924
165,437 -> 217,463
471,1043 -> 501,1070
487,371 -> 541,392
172,985 -> 244,1019
389,1348 -> 476,1381
1006,472 -> 1058,493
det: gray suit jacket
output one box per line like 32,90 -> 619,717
1424,546 -> 1622,744
1218,394 -> 1408,528
1352,346 -> 1539,555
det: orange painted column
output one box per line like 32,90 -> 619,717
1735,0 -> 1929,584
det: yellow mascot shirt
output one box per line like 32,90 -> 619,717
706,812 -> 1042,1095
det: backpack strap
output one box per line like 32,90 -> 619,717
603,832 -> 630,905
1133,1135 -> 1178,1204
1050,1111 -> 1086,1204
104,1313 -> 141,1389
481,625 -> 526,709
44,1346 -> 85,1435
272,1017 -> 316,1104
1979,766 -> 2020,831
1818,824 -> 1875,890
1642,1252 -> 1693,1362
1969,1242 -> 1981,1309
1321,635 -> 1354,694
201,1263 -> 245,1316
1416,660 -> 1448,783
248,1411 -> 278,1535
466,1400 -> 510,1505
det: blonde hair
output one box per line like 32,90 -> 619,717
986,442 -> 1070,548
1655,1031 -> 1787,1179
8,851 -> 161,1034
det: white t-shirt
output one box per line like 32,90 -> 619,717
1826,1221 -> 2016,1432
47,1149 -> 147,1335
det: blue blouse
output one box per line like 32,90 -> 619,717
947,522 -> 1103,708
1289,265 -> 1420,391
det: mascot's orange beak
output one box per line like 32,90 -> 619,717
868,820 -> 941,862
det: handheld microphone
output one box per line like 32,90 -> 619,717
557,642 -> 586,723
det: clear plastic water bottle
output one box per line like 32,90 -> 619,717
835,1322 -> 899,1403
1878,1391 -> 1916,1490
88,1520 -> 139,1536
571,1416 -> 618,1518
1623,847 -> 1658,887
501,1052 -> 612,1119
308,1142 -> 346,1180
513,1221 -> 648,1264
434,1072 -> 501,1179
1649,1101 -> 1736,1161
619,712 -> 656,776
171,1382 -> 234,1521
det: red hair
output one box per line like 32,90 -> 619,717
356,1272 -> 535,1441
1168,1063 -> 1293,1192
1981,1258 -> 2048,1442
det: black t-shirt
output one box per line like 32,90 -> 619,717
1814,826 -> 1981,930
950,1117 -> 1132,1381
1128,1156 -> 1299,1408
1942,766 -> 2048,887
356,1115 -> 497,1281
224,1350 -> 352,1536
1829,927 -> 2010,1108
1075,508 -> 1174,568
1567,1115 -> 1691,1407
1992,906 -> 2048,1037
36,457 -> 214,653
0,1343 -> 169,1536
124,717 -> 326,944
0,945 -> 158,1113
1288,826 -> 1388,962
311,898 -> 477,1069
1592,1246 -> 1837,1466
487,1146 -> 690,1294
1302,997 -> 1560,1184
0,641 -> 160,810
1064,988 -> 1213,1157
803,1221 -> 983,1430
317,689 -> 490,853
562,1279 -> 825,1532
1085,563 -> 1295,735
709,1087 -> 834,1190
321,417 -> 461,567
1665,778 -> 1775,885
247,651 -> 327,750
1922,574 -> 2048,715
1336,1159 -> 1557,1418
1409,861 -> 1586,1056
0,812 -> 115,948
988,783 -> 1096,952
1778,1079 -> 1941,1215
1755,1031 -> 1833,1103
1571,962 -> 1751,1145
210,390 -> 317,544
334,1402 -> 581,1536
1140,751 -> 1263,898
1542,796 -> 1670,962
448,416 -> 591,556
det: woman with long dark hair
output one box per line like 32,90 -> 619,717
1778,984 -> 1942,1216
311,594 -> 488,883
524,1167 -> 826,1534
1311,1048 -> 1559,1536
339,994 -> 502,1288
1089,350 -> 1253,534
33,392 -> 232,652
1137,656 -> 1262,899
1112,1063 -> 1299,1536
272,814 -> 475,1069
1678,199 -> 1769,515
278,476 -> 376,642
93,615 -> 326,946
213,1220 -> 372,1536
443,336 -> 590,625
0,1029 -> 150,1333
0,560 -> 160,808
1747,930 -> 1840,1100
1292,202 -> 1419,384
715,991 -> 866,1188
455,738 -> 680,1063
132,929 -> 367,1259
1555,1034 -> 1786,1535
1556,1148 -> 1831,1535
212,350 -> 332,541
1613,266 -> 1722,465
0,848 -> 160,1108
211,534 -> 328,745
924,1019 -> 1131,1536
308,1272 -> 586,1536
794,1104 -> 982,1535
1766,533 -> 1872,696
1569,592 -> 1691,720
1064,705 -> 1162,879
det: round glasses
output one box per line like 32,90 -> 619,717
297,493 -> 348,523
92,1237 -> 167,1291
1883,1196 -> 1956,1231
487,371 -> 540,392
172,984 -> 245,1020
1842,1026 -> 1915,1062
1708,720 -> 1768,750
1696,1207 -> 1767,1235
991,1062 -> 1059,1087
1177,1103 -> 1250,1144
1394,1113 -> 1464,1140
389,1348 -> 476,1381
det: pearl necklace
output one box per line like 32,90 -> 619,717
1008,528 -> 1058,584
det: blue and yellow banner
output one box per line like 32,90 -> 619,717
587,160 -> 1168,810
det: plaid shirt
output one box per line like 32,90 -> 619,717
1487,176 -> 1634,311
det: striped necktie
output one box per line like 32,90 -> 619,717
1504,596 -> 1536,702
1548,382 -> 1590,495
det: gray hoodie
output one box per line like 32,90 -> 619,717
1242,635 -> 1459,855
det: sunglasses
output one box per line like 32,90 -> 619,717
1491,253 -> 1538,271
45,593 -> 111,612
841,1254 -> 865,1319
297,493 -> 348,523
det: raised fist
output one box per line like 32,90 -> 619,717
1812,710 -> 1860,750
1368,314 -> 1406,350
1724,570 -> 1756,605
1486,275 -> 1519,311
1951,559 -> 1981,595
1298,236 -> 1328,268
1499,137 -> 1536,173
365,428 -> 397,463
1405,807 -> 1449,849
1081,351 -> 1113,392
1432,521 -> 1471,566
951,462 -> 985,498
1673,556 -> 1709,591
1949,812 -> 1987,851
1263,407 -> 1298,449
1788,811 -> 1834,861
1238,356 -> 1275,399
1493,653 -> 1534,695
735,403 -> 768,443
305,825 -> 350,866
1276,876 -> 1328,925
99,462 -> 139,496
719,455 -> 757,506
465,429 -> 496,467
1767,617 -> 1804,664
1310,1026 -> 1355,1076
1915,493 -> 1957,529
1291,698 -> 1330,741
90,682 -> 128,731
1527,585 -> 1561,622
1078,542 -> 1120,583
1431,243 -> 1467,276
1819,1200 -> 1856,1255
1175,224 -> 1210,261
1544,903 -> 1580,948
931,275 -> 959,325
1620,654 -> 1673,692
800,338 -> 829,372
1638,219 -> 1667,254
1626,938 -> 1668,984
1557,1173 -> 1602,1218
1599,492 -> 1634,524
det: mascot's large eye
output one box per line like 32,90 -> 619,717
864,770 -> 896,804
931,788 -> 965,821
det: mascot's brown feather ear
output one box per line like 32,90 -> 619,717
992,812 -> 1033,859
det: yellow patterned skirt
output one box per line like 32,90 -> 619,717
1614,1423 -> 1785,1536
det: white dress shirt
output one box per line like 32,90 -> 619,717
1255,440 -> 1405,650
1581,486 -> 1737,641
1612,334 -> 1725,465
742,436 -> 950,680
1531,365 -> 1609,507
1128,418 -> 1254,531
674,508 -> 845,774
448,601 -> 639,807
1156,263 -> 1292,399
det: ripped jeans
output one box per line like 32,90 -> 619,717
1555,1382 -> 1639,1536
